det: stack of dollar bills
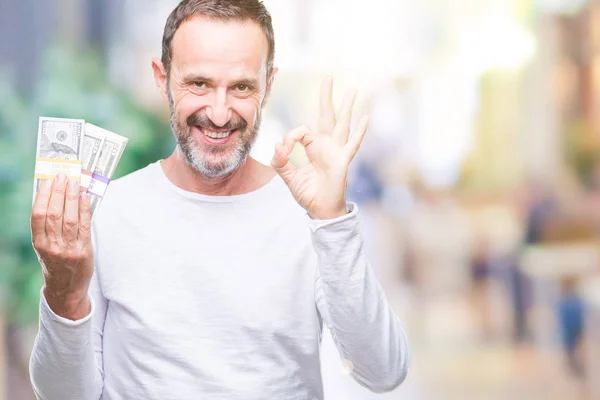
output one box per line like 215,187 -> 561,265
33,117 -> 128,216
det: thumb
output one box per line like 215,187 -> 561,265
271,142 -> 297,185
272,125 -> 313,186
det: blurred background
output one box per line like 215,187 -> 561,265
1,0 -> 600,399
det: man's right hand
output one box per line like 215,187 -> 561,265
31,173 -> 94,321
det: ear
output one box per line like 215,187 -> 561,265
152,58 -> 169,103
262,66 -> 279,108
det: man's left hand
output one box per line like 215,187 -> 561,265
271,77 -> 369,220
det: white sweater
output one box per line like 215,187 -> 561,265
29,161 -> 409,400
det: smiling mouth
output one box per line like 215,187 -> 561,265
200,128 -> 234,139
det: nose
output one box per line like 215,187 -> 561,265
205,88 -> 232,128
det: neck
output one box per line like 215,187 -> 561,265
160,147 -> 274,196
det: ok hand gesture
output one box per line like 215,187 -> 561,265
271,77 -> 369,220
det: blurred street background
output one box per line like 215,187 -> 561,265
2,0 -> 600,399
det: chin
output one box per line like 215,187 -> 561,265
185,150 -> 245,178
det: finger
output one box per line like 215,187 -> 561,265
45,174 -> 68,243
31,179 -> 52,248
281,125 -> 315,152
333,88 -> 358,143
62,178 -> 80,246
345,115 -> 370,161
78,192 -> 92,243
271,142 -> 298,187
318,76 -> 336,134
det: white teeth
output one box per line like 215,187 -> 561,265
203,129 -> 231,139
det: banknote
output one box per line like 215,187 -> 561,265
33,117 -> 85,201
80,123 -> 107,192
36,117 -> 85,161
88,126 -> 129,215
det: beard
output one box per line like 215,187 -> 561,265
168,91 -> 261,178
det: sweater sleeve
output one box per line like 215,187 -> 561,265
29,233 -> 108,400
311,203 -> 409,393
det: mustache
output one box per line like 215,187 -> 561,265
187,112 -> 247,131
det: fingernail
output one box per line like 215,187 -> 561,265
67,178 -> 78,190
57,173 -> 67,183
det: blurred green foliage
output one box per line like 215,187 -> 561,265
0,45 -> 172,325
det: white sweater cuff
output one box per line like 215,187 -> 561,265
307,202 -> 358,232
40,288 -> 94,328
308,202 -> 363,283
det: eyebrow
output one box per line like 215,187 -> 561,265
233,78 -> 259,88
182,74 -> 259,88
182,74 -> 214,84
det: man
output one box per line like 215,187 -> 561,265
29,1 -> 409,399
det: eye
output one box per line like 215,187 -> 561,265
193,81 -> 207,89
236,84 -> 250,92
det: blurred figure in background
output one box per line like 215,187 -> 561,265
469,236 -> 494,340
557,276 -> 585,378
512,180 -> 558,343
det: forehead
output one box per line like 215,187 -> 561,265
171,15 -> 269,79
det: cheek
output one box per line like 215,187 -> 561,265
173,92 -> 207,122
232,97 -> 262,123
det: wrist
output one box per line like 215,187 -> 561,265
43,284 -> 91,321
309,204 -> 348,220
